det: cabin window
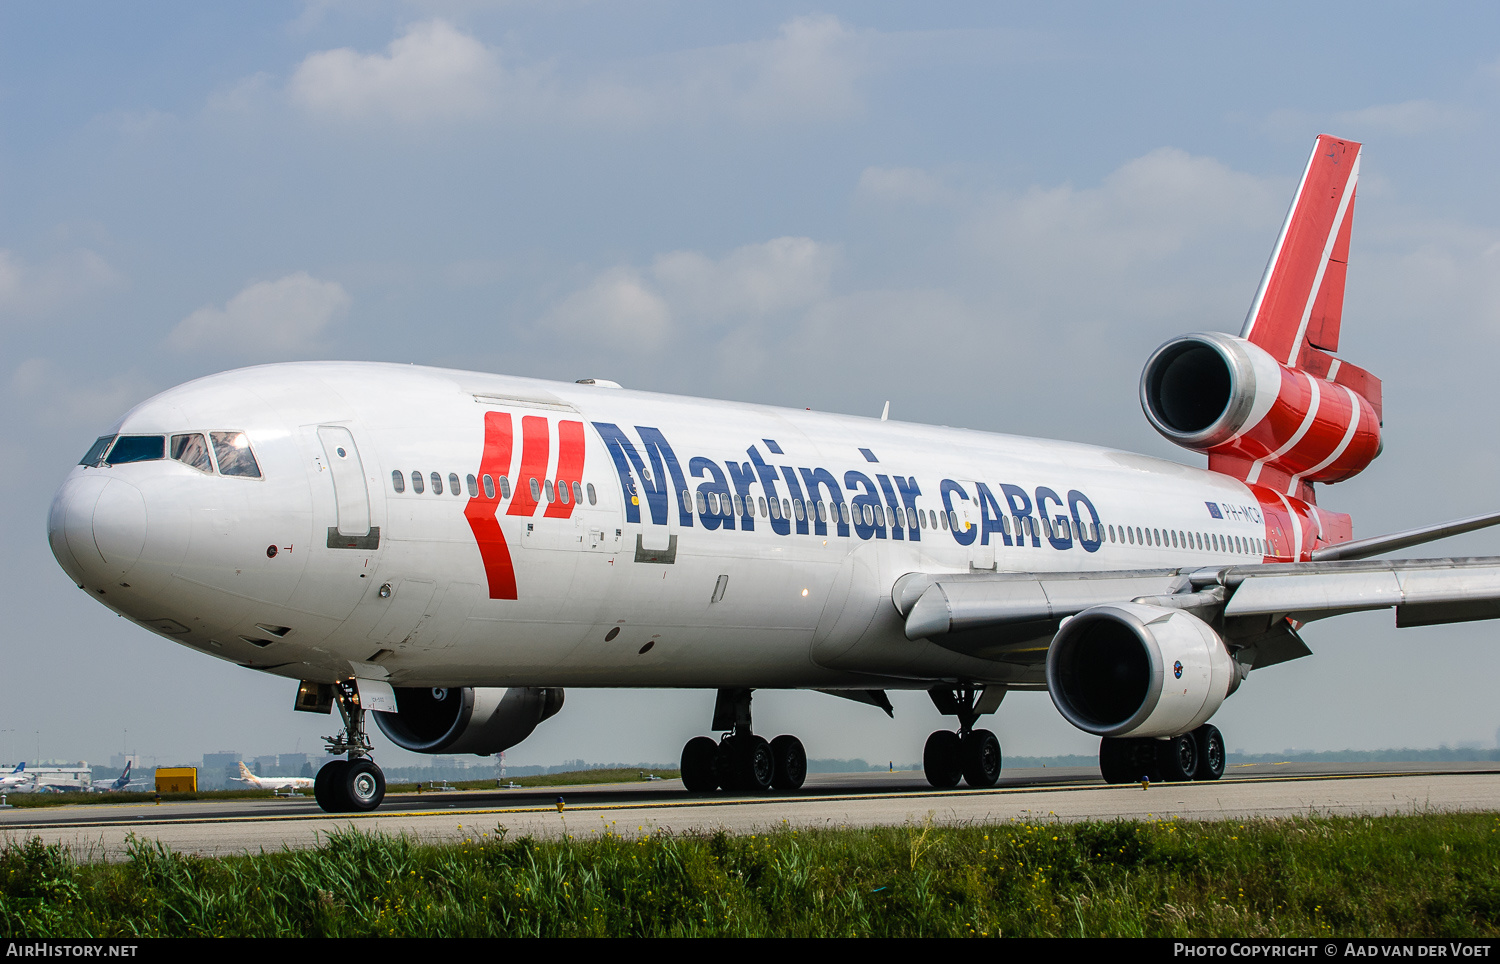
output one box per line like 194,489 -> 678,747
482,474 -> 495,498
682,489 -> 693,514
171,434 -> 213,473
769,499 -> 780,520
466,474 -> 478,497
587,483 -> 597,505
695,491 -> 707,514
817,501 -> 828,524
431,472 -> 444,495
572,481 -> 582,504
449,473 -> 461,496
211,432 -> 261,478
529,478 -> 541,501
411,471 -> 424,494
758,497 -> 768,517
499,476 -> 512,499
793,499 -> 805,522
392,470 -> 406,494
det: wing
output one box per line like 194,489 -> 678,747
894,555 -> 1500,669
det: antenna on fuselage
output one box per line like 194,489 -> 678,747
880,400 -> 890,421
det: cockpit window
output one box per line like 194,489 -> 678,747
106,435 -> 165,465
170,434 -> 213,473
80,436 -> 116,467
210,432 -> 262,478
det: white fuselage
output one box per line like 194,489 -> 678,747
48,362 -> 1273,693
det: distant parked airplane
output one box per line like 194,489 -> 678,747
232,761 -> 313,793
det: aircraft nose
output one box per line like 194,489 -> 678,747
48,474 -> 147,587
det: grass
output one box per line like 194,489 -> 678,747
3,812 -> 1499,937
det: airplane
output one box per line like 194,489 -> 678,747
0,763 -> 31,791
92,762 -> 147,792
232,761 -> 314,794
46,134 -> 1500,814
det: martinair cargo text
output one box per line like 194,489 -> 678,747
47,137 -> 1500,812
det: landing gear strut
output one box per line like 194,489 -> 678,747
679,689 -> 807,793
313,680 -> 387,812
923,684 -> 1005,789
1099,724 -> 1225,784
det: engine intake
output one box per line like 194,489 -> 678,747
372,686 -> 564,756
1046,602 -> 1235,738
1140,332 -> 1380,487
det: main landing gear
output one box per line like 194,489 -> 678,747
312,680 -> 388,812
923,685 -> 1006,789
1098,724 -> 1226,784
679,689 -> 808,793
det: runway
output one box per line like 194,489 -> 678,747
4,762 -> 1497,861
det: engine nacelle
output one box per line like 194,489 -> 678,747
1140,332 -> 1380,487
372,686 -> 564,756
1046,602 -> 1236,738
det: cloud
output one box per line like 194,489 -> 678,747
857,166 -> 953,205
166,272 -> 351,357
278,15 -> 867,128
543,237 -> 837,351
652,236 -> 836,319
960,147 -> 1282,317
544,268 -> 672,349
0,248 -> 123,321
731,14 -> 865,121
1332,99 -> 1475,137
9,357 -> 156,429
287,19 -> 504,122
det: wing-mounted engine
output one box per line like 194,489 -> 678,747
1141,331 -> 1380,497
1045,601 -> 1239,739
372,686 -> 564,755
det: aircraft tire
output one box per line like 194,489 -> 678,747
727,735 -> 774,792
680,736 -> 719,792
923,730 -> 962,788
1157,734 -> 1198,782
770,734 -> 807,790
343,759 -> 386,812
1192,724 -> 1225,781
960,729 -> 1002,788
314,760 -> 350,813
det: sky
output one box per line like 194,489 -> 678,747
5,2 -> 1500,770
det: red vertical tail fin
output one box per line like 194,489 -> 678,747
1239,134 -> 1382,420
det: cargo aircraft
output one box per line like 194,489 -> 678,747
48,136 -> 1500,813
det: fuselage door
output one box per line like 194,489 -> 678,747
317,425 -> 371,537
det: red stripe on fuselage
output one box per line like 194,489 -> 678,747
543,420 -> 586,519
507,415 -> 550,517
465,411 -> 518,600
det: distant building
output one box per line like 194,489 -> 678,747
110,754 -> 141,770
202,751 -> 242,788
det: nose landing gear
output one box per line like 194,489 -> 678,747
679,689 -> 808,793
311,680 -> 388,813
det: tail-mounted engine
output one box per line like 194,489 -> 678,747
1141,332 -> 1380,496
1046,602 -> 1239,738
372,686 -> 564,756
